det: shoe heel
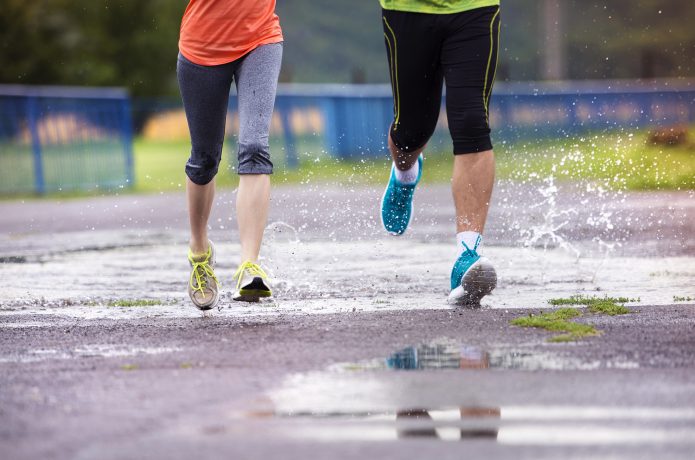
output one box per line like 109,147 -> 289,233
459,259 -> 497,306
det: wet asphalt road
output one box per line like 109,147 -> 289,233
1,183 -> 694,459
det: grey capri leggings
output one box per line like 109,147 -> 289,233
177,43 -> 283,184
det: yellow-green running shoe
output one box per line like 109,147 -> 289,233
232,261 -> 272,302
188,242 -> 220,310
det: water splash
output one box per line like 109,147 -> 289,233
261,221 -> 318,297
519,176 -> 580,258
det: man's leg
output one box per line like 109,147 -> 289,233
231,43 -> 282,301
442,5 -> 501,305
380,9 -> 443,235
452,150 -> 495,234
388,133 -> 423,174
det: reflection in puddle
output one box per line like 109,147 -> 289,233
259,407 -> 695,445
0,344 -> 181,363
333,338 -> 639,372
395,407 -> 500,440
387,341 -> 492,370
237,339 -> 694,446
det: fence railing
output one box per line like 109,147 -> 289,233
0,85 -> 133,195
265,79 -> 695,162
2,80 -> 693,195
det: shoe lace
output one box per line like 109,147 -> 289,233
189,249 -> 219,299
233,261 -> 269,291
460,235 -> 482,256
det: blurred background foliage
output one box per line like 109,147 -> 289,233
1,0 -> 694,97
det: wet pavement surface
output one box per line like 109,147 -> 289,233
1,183 -> 694,459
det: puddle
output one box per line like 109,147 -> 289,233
328,338 -> 639,373
248,406 -> 695,444
228,339 -> 693,446
262,338 -> 638,419
0,344 -> 181,363
0,241 -> 693,321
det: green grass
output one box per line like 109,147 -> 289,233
132,128 -> 695,194
587,300 -> 631,316
4,126 -> 694,198
132,137 -> 395,193
512,294 -> 635,342
548,294 -> 639,306
510,308 -> 599,342
674,295 -> 695,302
494,131 -> 695,191
108,299 -> 161,307
548,295 -> 633,316
1,140 -> 130,197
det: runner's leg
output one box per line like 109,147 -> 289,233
382,9 -> 443,170
177,53 -> 236,254
177,53 -> 236,309
441,6 -> 500,235
380,10 -> 444,235
234,43 -> 283,264
442,6 -> 501,304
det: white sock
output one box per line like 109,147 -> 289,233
393,160 -> 419,184
457,231 -> 482,257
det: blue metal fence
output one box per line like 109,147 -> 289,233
271,80 -> 695,160
0,85 -> 133,195
2,80 -> 691,195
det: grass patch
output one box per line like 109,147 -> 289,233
495,130 -> 695,191
512,294 -> 635,342
674,295 -> 694,302
120,364 -> 139,371
548,294 -> 633,316
131,127 -> 695,194
5,126 -> 692,199
587,300 -> 631,316
5,126 -> 693,199
132,137 -> 396,193
548,294 -> 638,306
108,299 -> 161,307
510,308 -> 599,342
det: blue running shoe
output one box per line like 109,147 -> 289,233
448,237 -> 497,306
380,155 -> 423,235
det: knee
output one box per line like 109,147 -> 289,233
450,110 -> 492,153
238,142 -> 273,175
185,147 -> 222,185
390,123 -> 435,153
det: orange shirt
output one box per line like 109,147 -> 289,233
179,0 -> 283,66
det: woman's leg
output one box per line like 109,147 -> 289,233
177,53 -> 236,309
186,178 -> 215,254
177,53 -> 236,254
233,43 -> 283,264
236,175 -> 270,263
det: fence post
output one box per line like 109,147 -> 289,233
277,97 -> 298,169
322,97 -> 339,157
120,97 -> 135,187
26,96 -> 45,195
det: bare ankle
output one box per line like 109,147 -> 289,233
189,239 -> 209,255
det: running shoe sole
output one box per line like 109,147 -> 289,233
233,277 -> 272,303
447,258 -> 497,307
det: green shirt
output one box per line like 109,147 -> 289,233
380,0 -> 499,14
